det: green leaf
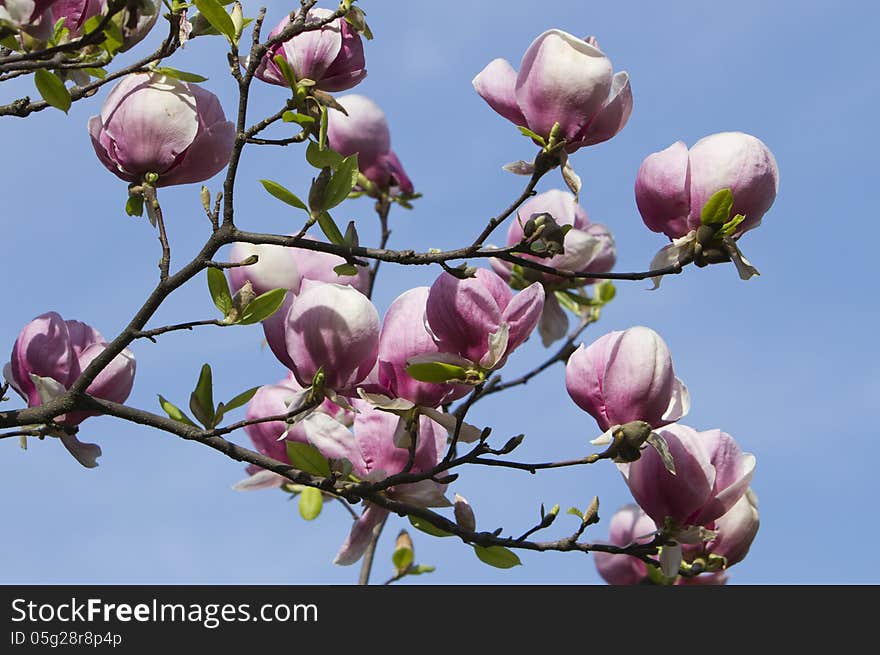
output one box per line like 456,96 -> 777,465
259,179 -> 308,212
595,281 -> 616,304
224,386 -> 259,413
158,395 -> 198,427
406,361 -> 469,384
207,267 -> 232,315
239,288 -> 287,325
473,545 -> 522,569
316,211 -> 345,246
517,125 -> 546,146
193,0 -> 236,41
82,67 -> 107,79
408,515 -> 454,538
408,564 -> 436,575
321,155 -> 360,210
283,111 -> 315,126
306,141 -> 344,169
125,195 -> 144,217
285,442 -> 332,478
272,54 -> 297,87
333,263 -> 359,277
298,487 -> 323,521
719,213 -> 746,238
152,67 -> 209,83
567,507 -> 584,519
188,364 -> 215,428
392,546 -> 414,572
700,188 -> 734,226
318,104 -> 329,150
34,70 -> 71,113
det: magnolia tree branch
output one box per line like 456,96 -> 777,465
66,395 -> 661,567
0,10 -> 181,118
0,0 -> 129,69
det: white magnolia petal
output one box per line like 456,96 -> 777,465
661,376 -> 691,423
590,425 -> 617,446
356,388 -> 415,412
659,542 -> 683,578
59,433 -> 102,469
420,407 -> 482,443
479,323 -> 510,369
648,231 -> 696,290
562,160 -> 582,199
502,160 -> 536,175
29,374 -> 67,405
392,416 -> 412,449
232,469 -> 285,491
392,479 -> 451,508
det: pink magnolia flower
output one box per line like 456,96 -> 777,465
594,505 -> 657,585
0,0 -> 58,29
565,326 -> 690,432
425,268 -> 544,371
283,280 -> 379,393
636,132 -> 779,240
619,424 -> 756,530
3,312 -> 136,467
301,399 -> 450,565
377,287 -> 471,408
327,94 -> 413,193
232,237 -> 371,372
234,372 -> 354,491
490,189 -> 616,346
684,488 -> 760,569
255,8 -> 366,92
88,73 -> 235,187
52,1 -> 159,48
473,30 -> 631,151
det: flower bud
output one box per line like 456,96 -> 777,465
565,326 -> 689,432
635,132 -> 779,240
327,94 -> 413,193
243,373 -> 353,465
425,268 -> 544,370
619,424 -> 756,530
377,287 -> 470,408
695,488 -> 759,568
227,242 -> 302,297
283,281 -> 379,392
472,30 -> 631,151
491,190 -> 616,346
594,504 -> 657,585
89,73 -> 235,187
0,0 -> 58,31
454,494 -> 477,533
4,312 -> 136,467
255,8 -> 366,92
259,237 -> 370,371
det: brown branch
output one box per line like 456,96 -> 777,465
0,11 -> 181,118
367,197 -> 392,299
133,319 -> 226,342
0,1 -> 128,69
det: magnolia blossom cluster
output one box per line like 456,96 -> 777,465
1,9 -> 780,583
0,0 -> 159,47
565,325 -> 757,583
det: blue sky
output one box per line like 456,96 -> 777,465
1,0 -> 877,584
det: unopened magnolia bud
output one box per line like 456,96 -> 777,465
695,224 -> 718,246
454,494 -> 476,532
394,530 -> 414,555
200,186 -> 211,213
231,1 -> 244,37
619,420 -> 653,449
